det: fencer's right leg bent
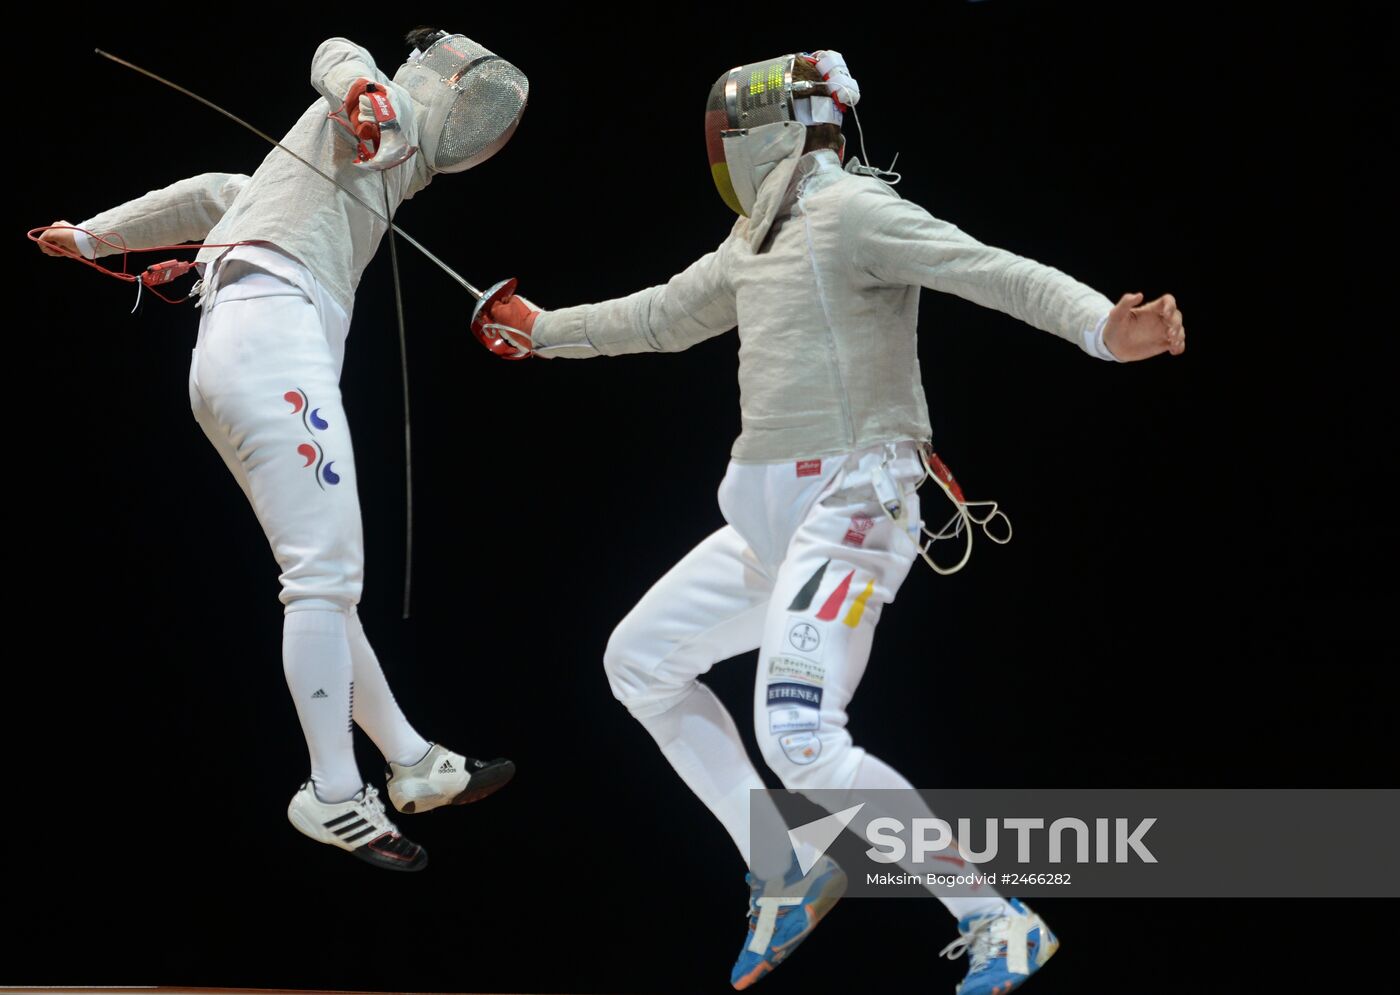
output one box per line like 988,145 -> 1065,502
345,609 -> 430,766
603,525 -> 790,877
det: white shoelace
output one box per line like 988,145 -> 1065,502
354,786 -> 397,835
939,915 -> 1005,974
942,912 -> 1038,978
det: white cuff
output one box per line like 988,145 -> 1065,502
1082,312 -> 1118,362
72,228 -> 97,260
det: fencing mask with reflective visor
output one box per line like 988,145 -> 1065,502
704,53 -> 847,216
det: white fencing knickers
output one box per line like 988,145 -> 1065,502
604,444 -> 925,862
185,246 -> 430,801
188,247 -> 361,613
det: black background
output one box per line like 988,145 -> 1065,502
7,3 -> 1394,993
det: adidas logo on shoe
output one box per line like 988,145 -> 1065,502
311,689 -> 329,699
438,759 -> 457,774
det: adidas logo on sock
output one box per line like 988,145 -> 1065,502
438,759 -> 456,774
311,689 -> 329,699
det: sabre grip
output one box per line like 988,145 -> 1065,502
470,278 -> 538,360
329,78 -> 418,170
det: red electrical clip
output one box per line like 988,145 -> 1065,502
27,224 -> 249,307
923,447 -> 968,504
142,260 -> 197,287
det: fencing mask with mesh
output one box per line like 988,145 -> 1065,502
392,31 -> 529,174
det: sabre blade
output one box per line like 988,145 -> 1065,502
386,226 -> 484,298
93,48 -> 485,301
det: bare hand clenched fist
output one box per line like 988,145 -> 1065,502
36,220 -> 80,258
1103,292 -> 1186,361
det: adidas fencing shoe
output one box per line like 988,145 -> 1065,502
939,898 -> 1059,995
730,854 -> 847,989
286,783 -> 428,872
385,743 -> 516,814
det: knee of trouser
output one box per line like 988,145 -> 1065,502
283,596 -> 357,615
278,565 -> 362,613
757,724 -> 864,792
603,615 -> 689,717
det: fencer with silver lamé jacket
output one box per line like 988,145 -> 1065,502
529,149 -> 1117,464
73,38 -> 428,317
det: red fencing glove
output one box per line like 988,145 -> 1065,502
329,79 -> 418,170
470,279 -> 540,360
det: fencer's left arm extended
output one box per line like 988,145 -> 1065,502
851,192 -> 1184,360
53,172 -> 251,260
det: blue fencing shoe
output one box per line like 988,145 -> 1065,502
730,854 -> 847,989
939,898 -> 1059,995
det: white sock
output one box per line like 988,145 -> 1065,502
852,754 -> 1013,921
283,609 -> 362,803
634,683 -> 792,880
345,611 -> 431,766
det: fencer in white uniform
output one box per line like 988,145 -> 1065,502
38,30 -> 528,872
475,50 -> 1185,990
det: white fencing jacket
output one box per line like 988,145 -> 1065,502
531,150 -> 1118,463
75,38 -> 427,316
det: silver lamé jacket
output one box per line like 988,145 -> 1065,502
76,38 -> 428,317
530,150 -> 1117,463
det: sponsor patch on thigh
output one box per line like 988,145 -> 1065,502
768,655 -> 825,684
786,617 -> 824,656
767,680 -> 822,734
779,731 -> 822,765
767,681 -> 822,709
769,705 -> 820,735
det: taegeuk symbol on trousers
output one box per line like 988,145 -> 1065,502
285,388 -> 341,489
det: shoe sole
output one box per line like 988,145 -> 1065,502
399,758 -> 517,813
451,758 -> 517,805
350,842 -> 429,873
289,814 -> 430,872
